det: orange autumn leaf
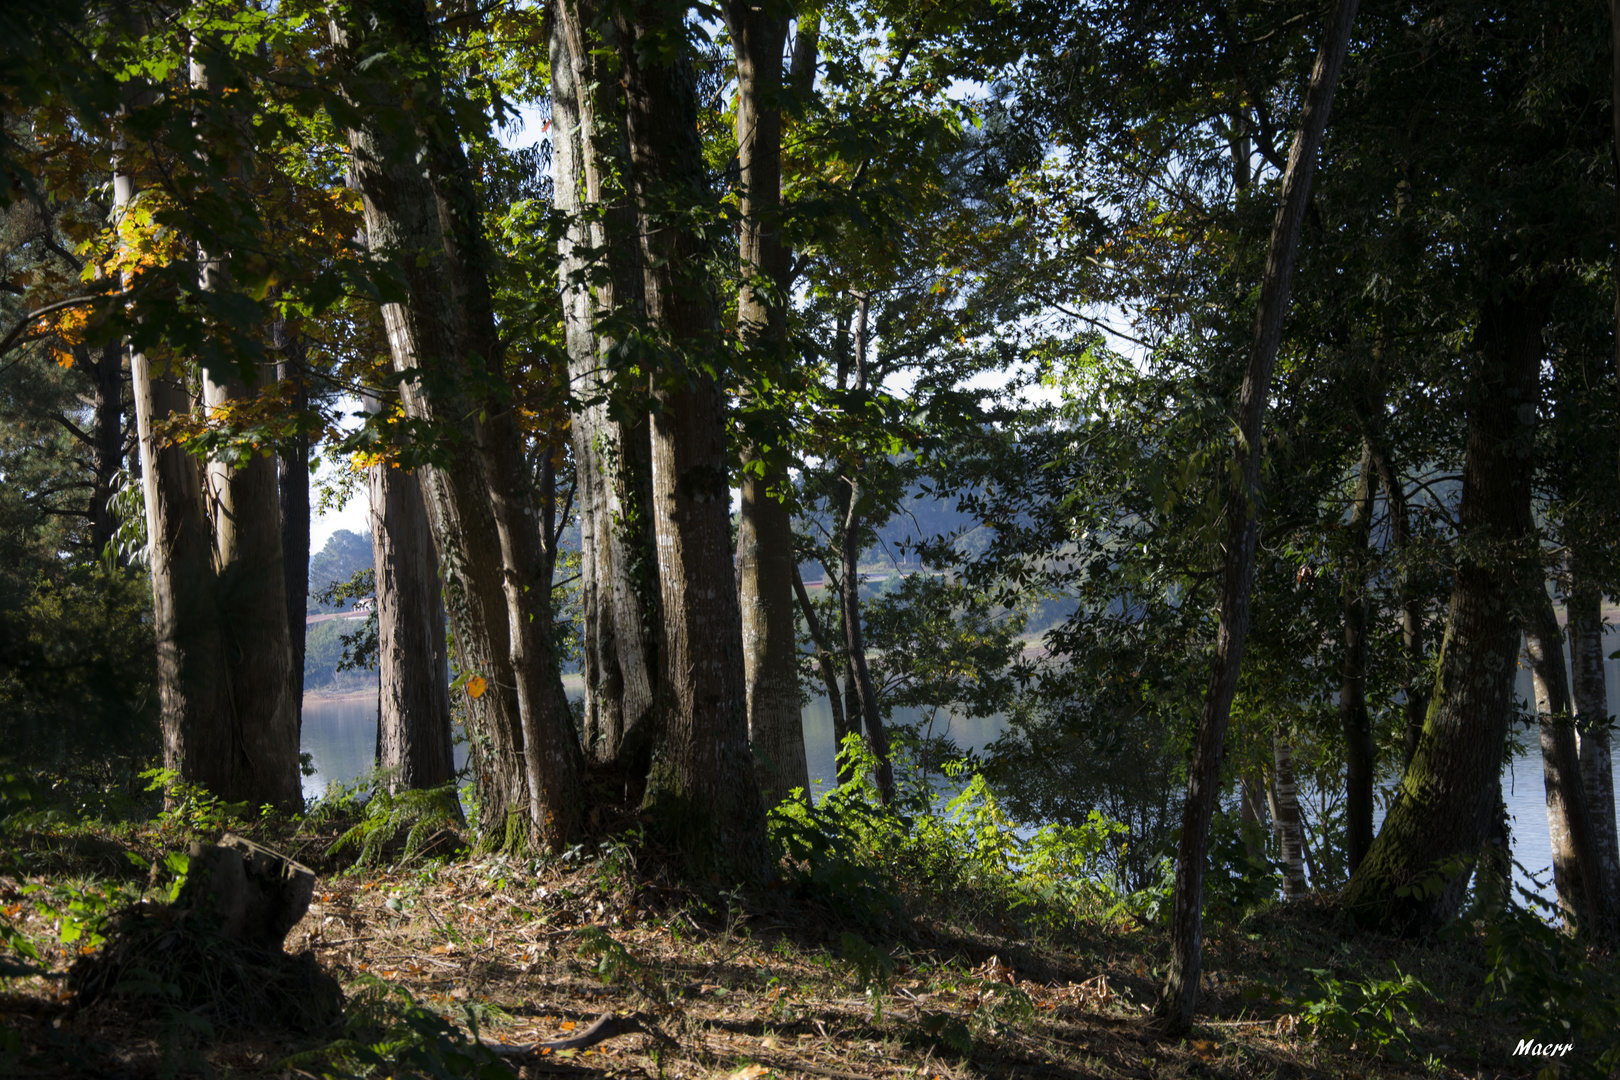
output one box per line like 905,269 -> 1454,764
466,676 -> 487,699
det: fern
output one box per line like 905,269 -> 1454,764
332,780 -> 466,868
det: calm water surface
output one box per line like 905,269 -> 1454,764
302,663 -> 1620,905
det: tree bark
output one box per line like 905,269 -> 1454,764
839,293 -> 897,805
1567,561 -> 1620,937
550,1 -> 662,780
186,52 -> 304,814
615,0 -> 771,882
332,0 -> 582,852
1341,287 -> 1553,935
1526,593 -> 1610,936
728,0 -> 810,811
1273,733 -> 1309,898
366,393 -> 455,791
1339,438 -> 1378,873
1154,0 -> 1357,1032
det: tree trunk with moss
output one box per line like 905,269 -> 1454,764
1342,287 -> 1553,935
1340,438 -> 1378,873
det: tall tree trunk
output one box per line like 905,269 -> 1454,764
1568,561 -> 1620,934
550,2 -> 661,780
333,0 -> 582,852
794,565 -> 850,790
1342,286 -> 1554,935
275,320 -> 310,738
1154,0 -> 1357,1032
1340,438 -> 1378,872
728,0 -> 808,809
367,393 -> 455,791
186,51 -> 303,813
616,0 -> 770,882
839,293 -> 897,805
1273,733 -> 1309,898
1525,594 -> 1609,936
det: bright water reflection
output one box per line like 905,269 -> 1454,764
302,671 -> 1619,906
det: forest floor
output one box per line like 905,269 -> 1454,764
0,810 -> 1568,1080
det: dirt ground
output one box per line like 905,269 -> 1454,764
0,818 -> 1568,1079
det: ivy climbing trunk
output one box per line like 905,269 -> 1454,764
332,0 -> 582,852
616,0 -> 771,882
1154,0 -> 1357,1032
1342,284 -> 1554,935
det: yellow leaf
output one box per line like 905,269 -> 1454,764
466,676 -> 487,699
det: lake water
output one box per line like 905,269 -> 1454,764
301,661 -> 1620,905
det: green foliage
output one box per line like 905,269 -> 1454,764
772,735 -> 1145,938
1471,875 -> 1620,1079
280,975 -> 514,1080
1294,963 -> 1433,1058
330,779 -> 466,869
139,768 -> 253,839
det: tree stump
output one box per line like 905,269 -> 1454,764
176,832 -> 315,950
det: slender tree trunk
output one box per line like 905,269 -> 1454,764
333,0 -> 582,852
550,2 -> 661,779
85,339 -> 125,558
1567,560 -> 1620,935
839,293 -> 897,805
1154,0 -> 1357,1031
1340,438 -> 1378,872
794,565 -> 849,789
275,321 -> 310,738
616,0 -> 770,882
366,393 -> 455,791
1525,595 -> 1609,936
1342,287 -> 1554,935
1273,733 -> 1309,898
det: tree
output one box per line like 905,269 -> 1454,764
365,392 -> 454,791
1154,0 -> 1358,1031
332,0 -> 582,852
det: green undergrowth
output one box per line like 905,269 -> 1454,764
1,750 -> 1616,1078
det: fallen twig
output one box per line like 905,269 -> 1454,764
480,1012 -> 632,1057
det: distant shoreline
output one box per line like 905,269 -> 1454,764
303,686 -> 377,705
